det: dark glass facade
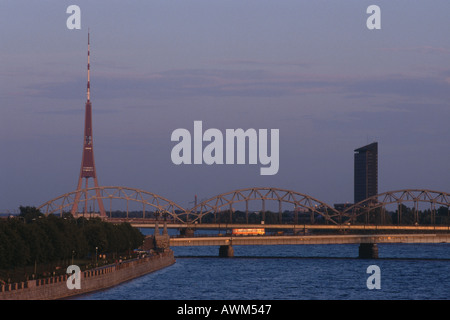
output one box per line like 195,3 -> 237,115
354,142 -> 378,203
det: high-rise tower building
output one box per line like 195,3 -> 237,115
354,142 -> 378,204
71,32 -> 106,217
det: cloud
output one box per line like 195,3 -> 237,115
35,108 -> 119,116
24,68 -> 339,100
211,59 -> 312,69
380,46 -> 450,55
22,67 -> 450,104
344,74 -> 450,101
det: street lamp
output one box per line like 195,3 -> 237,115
95,247 -> 98,266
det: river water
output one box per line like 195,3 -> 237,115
76,231 -> 450,300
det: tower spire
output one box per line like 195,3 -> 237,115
87,29 -> 90,102
71,31 -> 106,218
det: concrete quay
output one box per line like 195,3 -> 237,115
0,251 -> 175,300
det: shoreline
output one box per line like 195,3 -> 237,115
0,250 -> 175,300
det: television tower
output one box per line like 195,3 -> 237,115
71,31 -> 106,217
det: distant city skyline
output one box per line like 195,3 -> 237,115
1,1 -> 449,212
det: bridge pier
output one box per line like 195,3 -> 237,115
180,228 -> 195,237
219,245 -> 234,258
141,220 -> 171,252
358,243 -> 379,259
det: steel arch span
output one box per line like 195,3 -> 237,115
185,187 -> 342,224
37,186 -> 186,223
343,189 -> 450,224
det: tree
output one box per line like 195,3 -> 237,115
19,206 -> 44,223
0,207 -> 145,277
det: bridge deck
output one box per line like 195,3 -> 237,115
170,234 -> 450,246
126,221 -> 450,232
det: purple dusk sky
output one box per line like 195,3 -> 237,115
0,1 -> 449,212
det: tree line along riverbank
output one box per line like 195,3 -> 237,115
0,206 -> 145,284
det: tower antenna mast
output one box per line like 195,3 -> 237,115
71,31 -> 106,217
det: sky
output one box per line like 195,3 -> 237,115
1,1 -> 449,213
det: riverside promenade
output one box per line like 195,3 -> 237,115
0,250 -> 175,300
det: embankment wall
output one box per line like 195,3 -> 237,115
0,250 -> 175,300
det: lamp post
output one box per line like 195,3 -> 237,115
95,247 -> 98,267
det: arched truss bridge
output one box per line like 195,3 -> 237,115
184,187 -> 341,224
342,189 -> 450,224
38,187 -> 450,225
37,186 -> 186,223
